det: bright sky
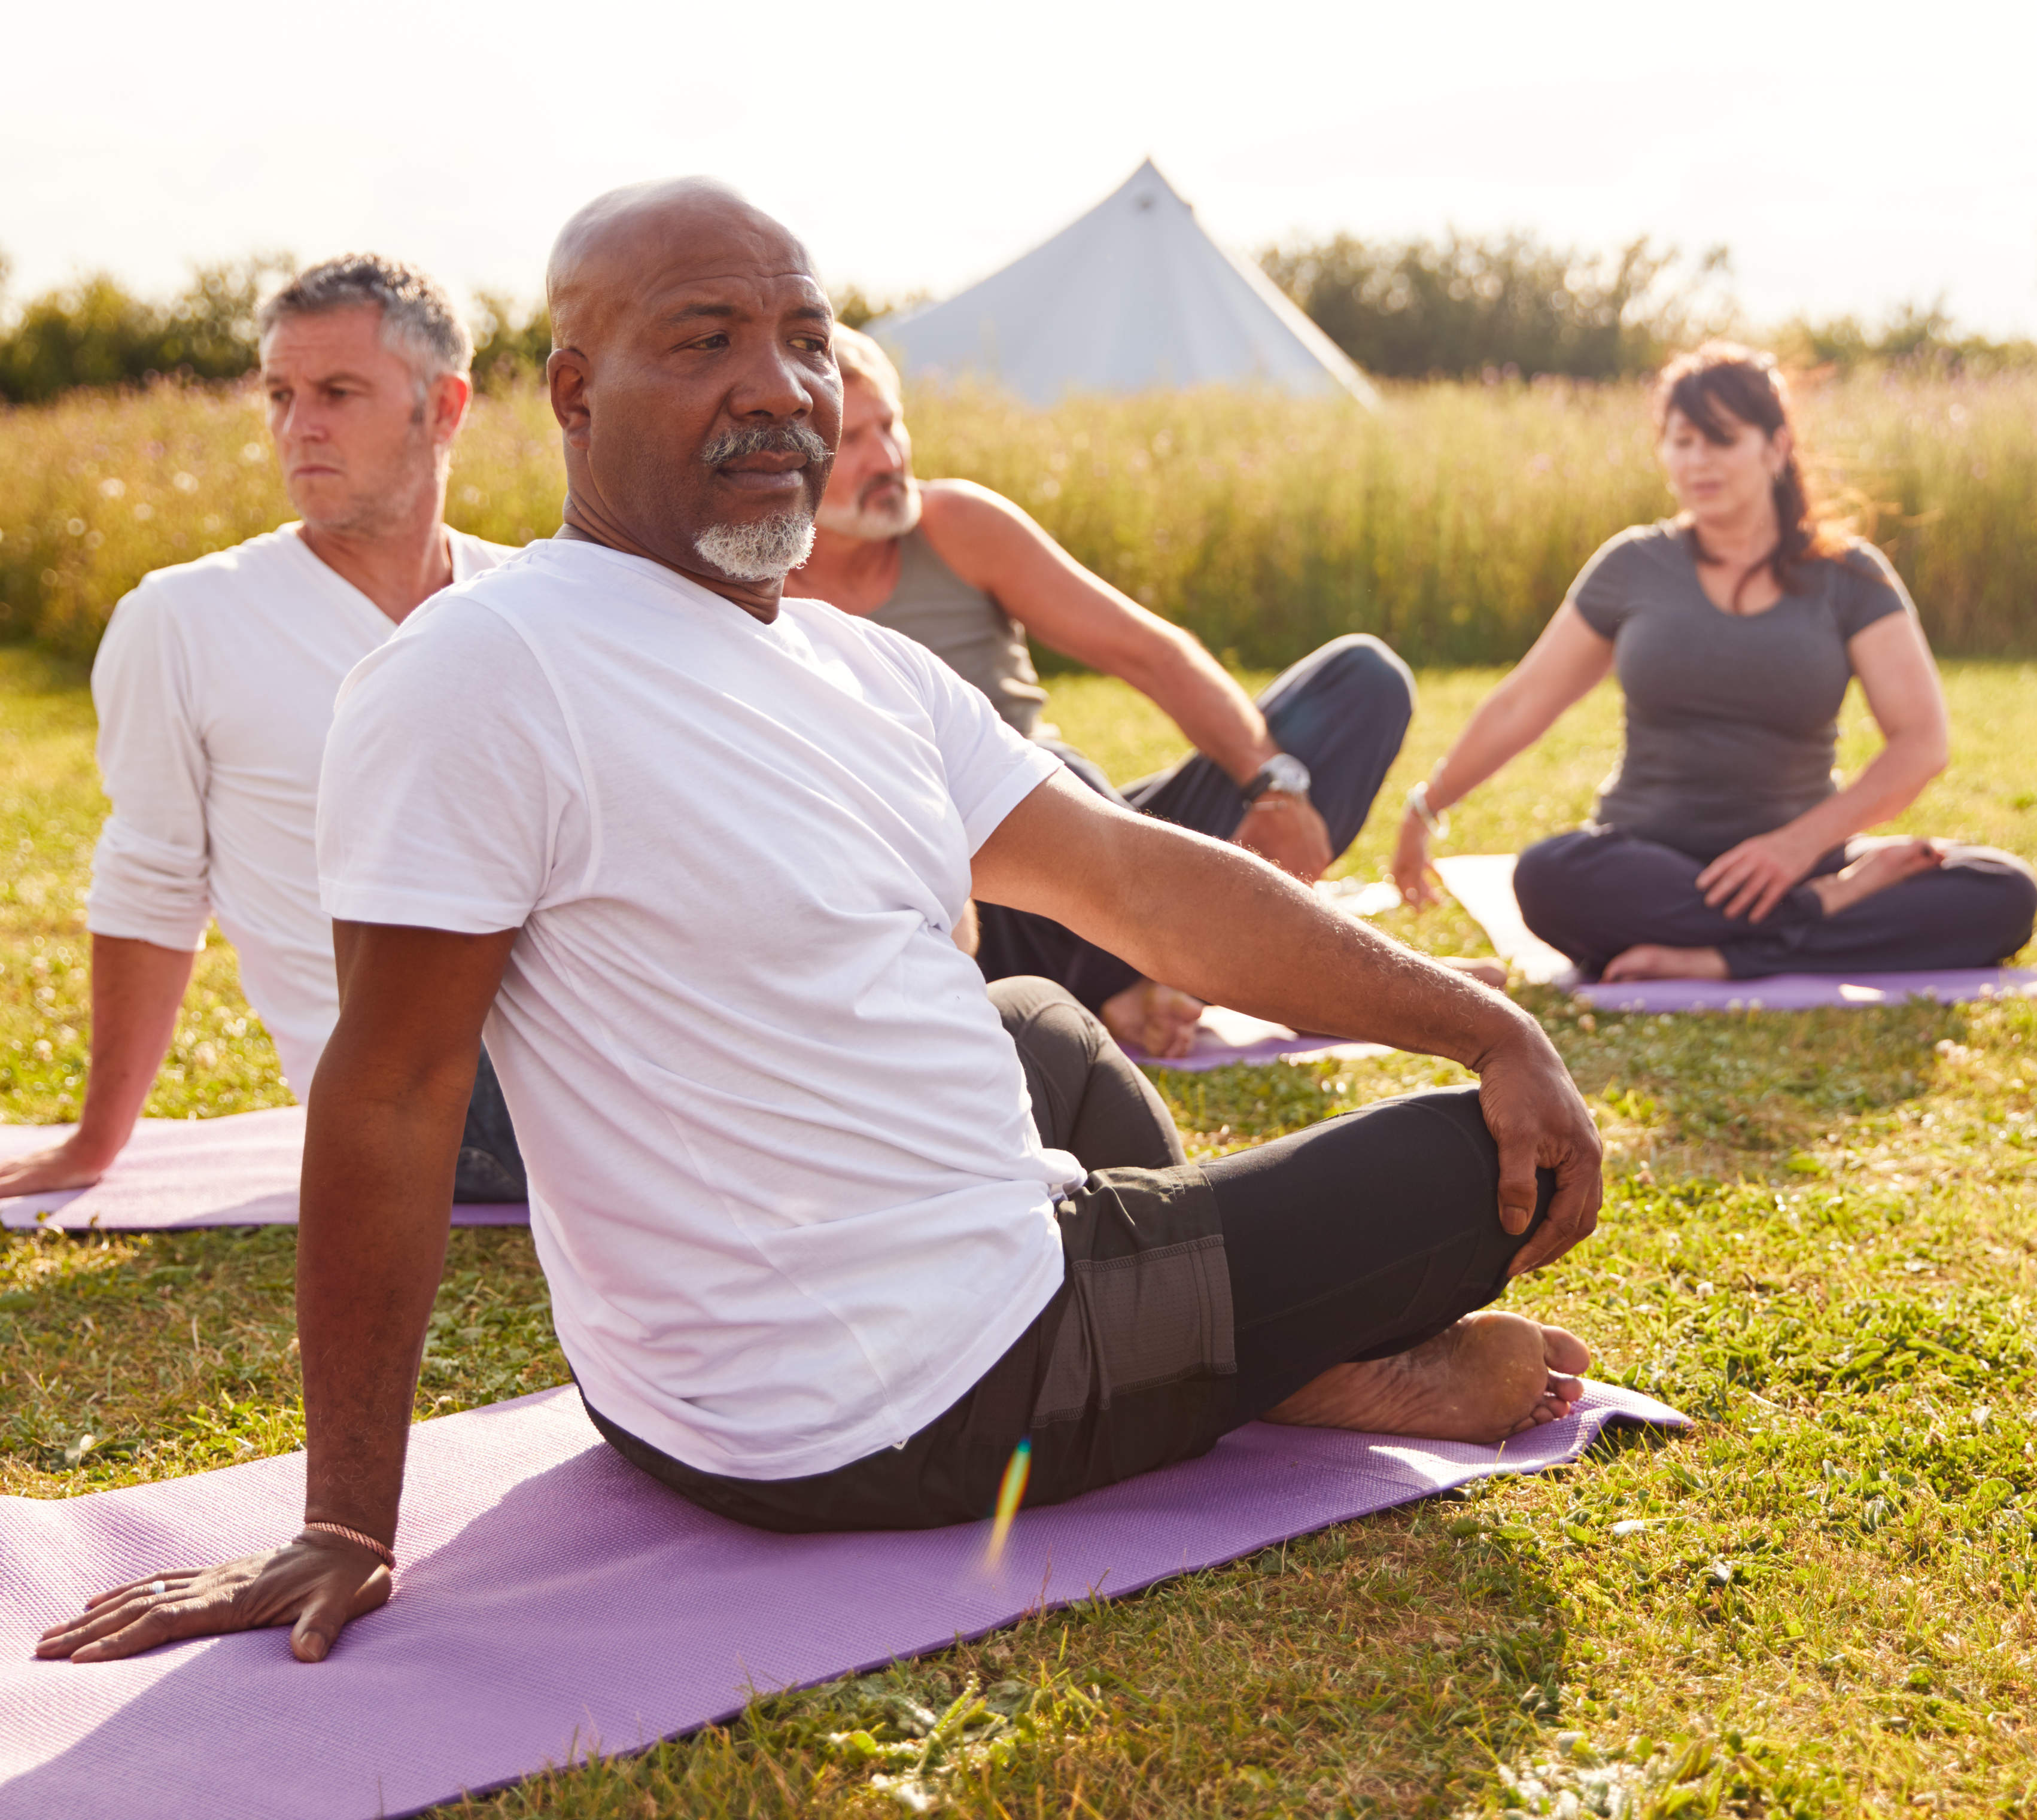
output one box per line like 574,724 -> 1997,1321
7,0 -> 2033,337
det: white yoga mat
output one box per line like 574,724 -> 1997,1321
1432,854 -> 1576,984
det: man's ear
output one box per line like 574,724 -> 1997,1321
548,348 -> 592,448
432,372 -> 473,449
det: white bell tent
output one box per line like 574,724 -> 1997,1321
877,160 -> 1376,407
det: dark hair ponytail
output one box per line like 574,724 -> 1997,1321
1653,341 -> 1838,608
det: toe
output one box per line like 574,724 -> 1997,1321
1539,1325 -> 1591,1378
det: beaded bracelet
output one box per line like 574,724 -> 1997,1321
304,1521 -> 396,1570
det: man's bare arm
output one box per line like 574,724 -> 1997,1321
920,483 -> 1331,878
0,935 -> 194,1197
37,921 -> 517,1666
973,771 -> 1602,1273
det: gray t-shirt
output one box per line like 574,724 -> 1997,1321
868,529 -> 1048,738
1569,521 -> 1915,862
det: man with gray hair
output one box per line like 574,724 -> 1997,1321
0,254 -> 526,1204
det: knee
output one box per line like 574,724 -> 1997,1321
1510,834 -> 1588,933
1312,634 -> 1416,729
989,973 -> 1087,1034
989,975 -> 1106,1063
1978,853 -> 2037,958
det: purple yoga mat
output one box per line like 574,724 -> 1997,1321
0,1109 -> 525,1231
0,1381 -> 1685,1820
1438,851 -> 2037,1014
1120,1006 -> 1390,1072
1572,968 -> 2037,1014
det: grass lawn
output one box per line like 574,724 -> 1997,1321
3,646 -> 2035,1817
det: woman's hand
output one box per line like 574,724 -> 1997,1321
1391,808 -> 1442,908
1695,826 -> 1829,923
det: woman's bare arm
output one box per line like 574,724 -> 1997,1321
1391,604 -> 1615,903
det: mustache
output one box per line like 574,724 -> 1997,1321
698,422 -> 831,467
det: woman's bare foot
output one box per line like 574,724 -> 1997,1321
1809,838 -> 1942,917
1099,979 -> 1205,1060
1601,942 -> 1729,982
1436,955 -> 1509,991
1261,1311 -> 1591,1444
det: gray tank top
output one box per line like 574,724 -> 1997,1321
868,529 -> 1048,737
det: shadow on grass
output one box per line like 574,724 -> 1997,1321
1539,994 -> 1977,1168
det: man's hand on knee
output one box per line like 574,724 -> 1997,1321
1473,1024 -> 1603,1278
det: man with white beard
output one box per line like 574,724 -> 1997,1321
39,179 -> 1601,1669
788,329 -> 1494,1061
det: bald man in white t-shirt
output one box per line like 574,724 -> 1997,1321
0,255 -> 523,1204
42,181 -> 1606,1672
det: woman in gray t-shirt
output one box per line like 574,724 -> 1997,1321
1391,342 -> 2035,982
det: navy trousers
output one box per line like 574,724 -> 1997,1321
973,635 -> 1417,1011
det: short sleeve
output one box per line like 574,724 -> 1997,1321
317,598 -> 589,933
85,583 -> 213,951
1831,542 -> 1916,641
1565,531 -> 1649,640
865,623 -> 1062,852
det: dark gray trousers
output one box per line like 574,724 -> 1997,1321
453,1046 -> 527,1202
973,635 -> 1416,1011
1515,826 -> 2037,980
582,978 -> 1545,1532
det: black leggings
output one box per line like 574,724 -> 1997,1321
993,976 -> 1545,1421
1516,826 -> 2037,981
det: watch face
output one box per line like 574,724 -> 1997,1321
1264,754 -> 1312,797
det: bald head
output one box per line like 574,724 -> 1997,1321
546,178 -> 813,351
542,178 -> 841,614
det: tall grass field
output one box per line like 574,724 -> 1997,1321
3,369 -> 2035,666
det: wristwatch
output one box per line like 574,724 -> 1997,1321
1242,753 -> 1312,804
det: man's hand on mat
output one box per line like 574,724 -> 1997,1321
1233,793 -> 1333,882
1100,979 -> 1205,1060
0,1133 -> 117,1198
1471,1021 -> 1602,1279
1695,827 -> 1826,922
35,1532 -> 391,1664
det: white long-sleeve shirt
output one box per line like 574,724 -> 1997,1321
87,524 -> 511,1095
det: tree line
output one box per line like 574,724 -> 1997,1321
1,235 -> 2029,404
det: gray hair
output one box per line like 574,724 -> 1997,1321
257,254 -> 473,382
831,324 -> 904,411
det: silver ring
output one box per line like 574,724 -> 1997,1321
145,1579 -> 167,1597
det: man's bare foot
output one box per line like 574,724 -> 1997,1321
1436,955 -> 1509,991
1099,979 -> 1205,1060
1261,1312 -> 1591,1444
1601,943 -> 1729,982
1809,838 -> 1942,917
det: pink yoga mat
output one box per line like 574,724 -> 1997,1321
0,1109 -> 526,1231
0,1381 -> 1685,1820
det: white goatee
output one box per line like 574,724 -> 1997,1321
694,510 -> 817,583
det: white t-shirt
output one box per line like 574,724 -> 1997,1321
317,538 -> 1075,1480
86,524 -> 510,1096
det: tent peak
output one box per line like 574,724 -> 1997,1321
878,163 -> 1378,409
